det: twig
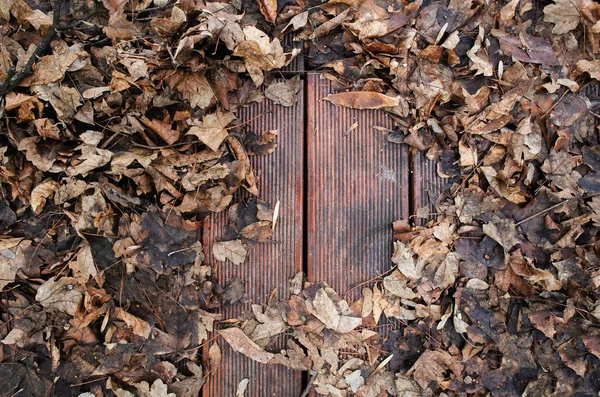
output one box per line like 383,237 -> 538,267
299,371 -> 317,397
131,140 -> 205,149
515,193 -> 599,227
540,88 -> 569,119
0,0 -> 63,96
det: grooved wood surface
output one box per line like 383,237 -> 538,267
305,74 -> 410,299
412,151 -> 447,225
202,86 -> 304,397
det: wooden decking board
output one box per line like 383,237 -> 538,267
202,85 -> 304,397
305,73 -> 410,299
411,151 -> 447,226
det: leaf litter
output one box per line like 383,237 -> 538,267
1,0 -> 600,396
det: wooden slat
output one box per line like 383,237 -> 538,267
202,85 -> 304,397
411,151 -> 447,225
306,73 -> 410,299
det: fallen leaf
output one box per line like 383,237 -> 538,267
213,240 -> 247,265
256,0 -> 276,23
188,110 -> 236,151
307,288 -> 362,333
265,76 -> 301,107
140,117 -> 180,145
209,343 -> 222,370
30,178 -> 59,214
575,59 -> 600,80
544,0 -> 583,34
219,327 -> 275,364
236,378 -> 249,396
233,26 -> 290,86
114,307 -> 152,338
134,379 -> 176,397
36,277 -> 83,316
323,91 -> 401,109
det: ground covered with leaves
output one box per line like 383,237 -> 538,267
1,0 -> 600,396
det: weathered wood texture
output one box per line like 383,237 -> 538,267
202,86 -> 305,397
305,73 -> 410,299
411,151 -> 448,225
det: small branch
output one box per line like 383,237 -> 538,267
0,0 -> 63,96
515,193 -> 599,227
299,371 -> 317,397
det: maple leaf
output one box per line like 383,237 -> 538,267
544,0 -> 584,34
187,109 -> 236,151
306,288 -> 362,333
164,70 -> 215,110
233,26 -> 290,86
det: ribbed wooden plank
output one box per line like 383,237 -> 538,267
202,85 -> 304,397
306,73 -> 410,299
411,151 -> 447,225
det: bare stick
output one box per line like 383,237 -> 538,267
0,0 -> 62,96
299,371 -> 317,397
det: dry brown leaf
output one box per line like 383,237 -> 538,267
105,11 -> 138,42
165,71 -> 215,110
323,91 -> 401,109
575,59 -> 600,80
236,378 -> 249,397
219,327 -> 275,364
233,26 -> 289,86
307,288 -> 362,333
30,178 -> 59,214
36,277 -> 83,316
265,76 -> 301,107
187,110 -> 236,151
33,84 -> 82,123
209,343 -> 222,370
256,0 -> 277,23
528,310 -> 562,339
20,50 -> 79,86
391,241 -> 423,280
406,350 -> 462,390
114,307 -> 152,338
68,243 -> 99,286
213,239 -> 247,265
282,11 -> 308,33
544,0 -> 584,34
133,379 -> 175,397
482,216 -> 520,250
140,117 -> 179,145
467,26 -> 493,76
0,238 -> 24,290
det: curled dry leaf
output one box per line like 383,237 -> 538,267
236,378 -> 249,397
209,343 -> 222,370
323,91 -> 401,109
114,307 -> 152,338
30,178 -> 59,213
256,0 -> 277,23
